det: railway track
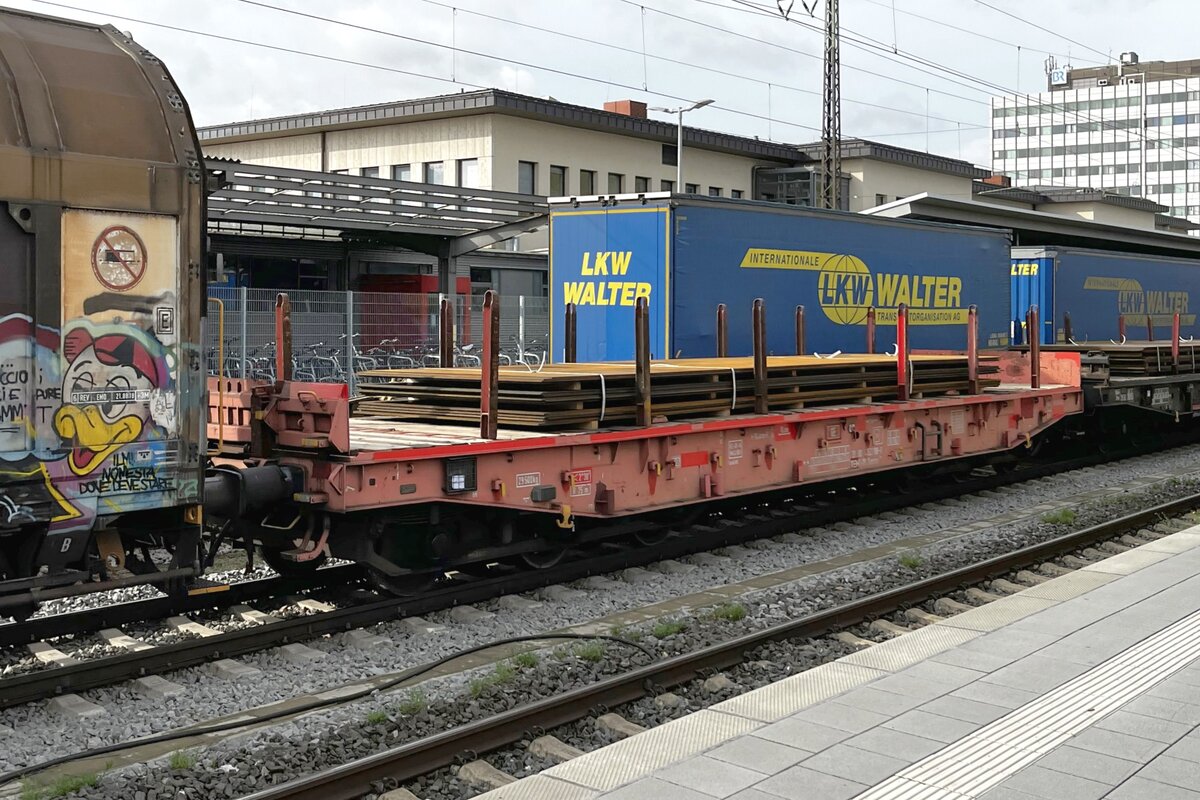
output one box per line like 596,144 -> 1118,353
0,438 -> 1194,710
0,563 -> 365,648
238,493 -> 1200,800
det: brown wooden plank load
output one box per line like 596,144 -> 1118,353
354,354 -> 999,430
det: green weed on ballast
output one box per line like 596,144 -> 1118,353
469,662 -> 519,697
397,689 -> 427,716
1042,508 -> 1077,525
574,641 -> 607,663
899,553 -> 924,570
708,603 -> 747,622
168,749 -> 196,770
365,710 -> 388,725
21,771 -> 100,800
652,620 -> 688,639
611,624 -> 642,643
513,651 -> 539,668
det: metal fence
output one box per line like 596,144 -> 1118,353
205,288 -> 550,393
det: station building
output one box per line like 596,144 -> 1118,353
991,53 -> 1200,230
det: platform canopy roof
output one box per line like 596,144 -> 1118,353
865,192 -> 1200,260
205,159 -> 548,256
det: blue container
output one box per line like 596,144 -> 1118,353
550,197 -> 1011,362
1011,246 -> 1200,344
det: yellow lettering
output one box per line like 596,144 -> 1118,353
876,273 -> 899,306
580,252 -> 594,277
934,277 -> 948,307
893,276 -> 911,306
634,283 -> 652,302
612,251 -> 632,276
563,282 -> 586,305
919,276 -> 936,306
620,283 -> 636,306
581,282 -> 596,305
948,278 -> 961,308
594,252 -> 610,276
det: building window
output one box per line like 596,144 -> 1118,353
635,176 -> 651,193
360,166 -> 379,178
580,169 -> 596,194
731,189 -> 743,199
391,164 -> 411,181
550,165 -> 567,196
875,193 -> 887,206
662,144 -> 678,166
457,158 -> 480,188
518,161 -> 537,194
708,186 -> 722,197
424,162 -> 445,185
685,183 -> 699,194
608,172 -> 624,193
661,179 -> 675,192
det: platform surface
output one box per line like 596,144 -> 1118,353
480,524 -> 1200,800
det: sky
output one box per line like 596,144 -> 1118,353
4,0 -> 1195,168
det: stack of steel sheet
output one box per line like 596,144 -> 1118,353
355,355 -> 999,429
1025,343 -> 1199,377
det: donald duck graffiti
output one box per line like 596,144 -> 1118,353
54,323 -> 172,477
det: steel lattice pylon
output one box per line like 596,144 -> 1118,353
819,0 -> 840,210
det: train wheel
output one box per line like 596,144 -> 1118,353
0,551 -> 35,622
261,545 -> 328,576
366,567 -> 439,596
514,547 -> 568,570
632,528 -> 670,546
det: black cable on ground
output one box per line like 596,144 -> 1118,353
0,632 -> 654,787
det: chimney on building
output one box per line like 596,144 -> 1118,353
981,174 -> 1012,188
604,100 -> 648,119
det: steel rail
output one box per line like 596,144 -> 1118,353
242,492 -> 1200,800
0,437 -> 1191,708
0,564 -> 365,648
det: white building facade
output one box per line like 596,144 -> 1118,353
992,55 -> 1200,228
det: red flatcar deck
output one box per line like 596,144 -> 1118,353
248,351 -> 1081,525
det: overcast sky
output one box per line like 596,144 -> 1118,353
6,0 -> 1194,167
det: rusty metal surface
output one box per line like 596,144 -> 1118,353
0,7 -> 206,548
0,8 -> 197,208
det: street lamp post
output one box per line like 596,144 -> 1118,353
650,99 -> 714,191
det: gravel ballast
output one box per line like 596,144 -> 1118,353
17,467 -> 1200,799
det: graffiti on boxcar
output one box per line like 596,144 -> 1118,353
55,323 -> 173,476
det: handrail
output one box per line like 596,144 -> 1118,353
207,297 -> 226,454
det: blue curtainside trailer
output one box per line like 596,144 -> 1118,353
1011,246 -> 1200,345
550,196 -> 1012,362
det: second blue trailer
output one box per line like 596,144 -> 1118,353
550,196 -> 1012,362
1011,246 -> 1200,345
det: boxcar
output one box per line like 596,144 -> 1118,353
549,195 -> 1012,362
1012,246 -> 1200,345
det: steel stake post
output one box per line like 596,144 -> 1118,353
1028,305 -> 1041,389
896,303 -> 909,401
753,298 -> 768,414
967,304 -> 979,395
564,302 -> 577,363
866,306 -> 876,354
795,305 -> 806,356
1063,312 -> 1072,343
716,304 -> 728,358
480,291 -> 499,439
439,297 -> 454,368
635,297 -> 652,426
1173,312 -> 1181,373
274,293 -> 292,382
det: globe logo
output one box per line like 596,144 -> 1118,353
817,254 -> 874,325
